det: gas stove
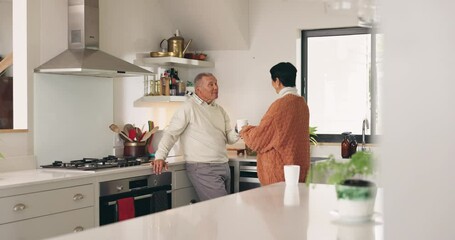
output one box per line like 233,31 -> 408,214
40,155 -> 151,171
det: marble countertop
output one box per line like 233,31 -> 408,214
0,168 -> 94,189
0,156 -> 184,190
0,154 -> 254,190
0,153 -> 326,190
47,182 -> 383,240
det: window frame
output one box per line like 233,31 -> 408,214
301,27 -> 379,143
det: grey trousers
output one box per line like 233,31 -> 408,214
185,162 -> 231,201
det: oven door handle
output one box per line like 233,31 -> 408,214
107,193 -> 154,206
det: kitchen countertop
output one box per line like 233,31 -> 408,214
0,168 -> 94,189
0,153 -> 329,190
47,182 -> 383,240
0,153 -> 259,190
0,156 -> 184,190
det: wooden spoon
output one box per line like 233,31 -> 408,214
0,52 -> 12,73
109,124 -> 133,142
123,124 -> 134,135
140,126 -> 159,142
136,127 -> 142,141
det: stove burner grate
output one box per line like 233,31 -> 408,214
41,155 -> 150,170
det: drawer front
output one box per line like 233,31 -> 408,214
0,207 -> 94,240
173,170 -> 193,189
0,184 -> 94,224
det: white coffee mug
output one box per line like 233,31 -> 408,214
284,165 -> 300,186
236,119 -> 248,132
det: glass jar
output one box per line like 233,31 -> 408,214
178,81 -> 186,96
149,78 -> 156,96
155,80 -> 162,95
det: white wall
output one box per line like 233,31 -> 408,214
34,74 -> 114,165
101,0 -> 358,130
381,0 -> 455,239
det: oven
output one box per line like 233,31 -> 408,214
230,159 -> 261,193
99,172 -> 172,226
238,161 -> 261,191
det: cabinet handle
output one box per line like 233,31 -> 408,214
13,203 -> 26,212
73,226 -> 84,232
73,193 -> 84,201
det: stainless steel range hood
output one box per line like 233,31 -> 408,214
34,0 -> 151,78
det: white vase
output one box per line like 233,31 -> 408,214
335,179 -> 377,221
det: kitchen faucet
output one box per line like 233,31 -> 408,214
362,119 -> 370,151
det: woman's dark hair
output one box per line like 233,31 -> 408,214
269,62 -> 297,87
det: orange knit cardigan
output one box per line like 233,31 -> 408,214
241,94 -> 310,186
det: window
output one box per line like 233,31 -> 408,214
301,27 -> 383,143
0,1 -> 13,129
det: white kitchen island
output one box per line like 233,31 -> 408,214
47,182 -> 383,240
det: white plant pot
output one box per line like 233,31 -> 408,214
335,179 -> 377,221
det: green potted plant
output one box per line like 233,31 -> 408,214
306,151 -> 377,221
309,126 -> 318,145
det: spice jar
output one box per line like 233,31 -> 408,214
161,75 -> 171,96
178,81 -> 186,96
155,80 -> 162,95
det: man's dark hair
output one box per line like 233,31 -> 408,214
269,62 -> 297,87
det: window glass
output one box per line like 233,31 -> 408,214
302,27 -> 382,142
308,34 -> 371,134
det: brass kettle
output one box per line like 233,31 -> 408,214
160,30 -> 192,58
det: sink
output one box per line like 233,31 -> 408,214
310,157 -> 328,163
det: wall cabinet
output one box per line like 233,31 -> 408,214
0,183 -> 95,239
133,56 -> 214,104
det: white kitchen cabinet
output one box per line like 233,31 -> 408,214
0,183 -> 95,240
0,207 -> 94,240
173,187 -> 199,208
172,169 -> 199,208
133,55 -> 214,104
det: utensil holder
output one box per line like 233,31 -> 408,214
124,142 -> 146,157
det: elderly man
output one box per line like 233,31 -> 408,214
152,73 -> 239,201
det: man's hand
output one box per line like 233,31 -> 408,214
151,159 -> 168,174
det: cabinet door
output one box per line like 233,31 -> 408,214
173,169 -> 193,189
172,187 -> 199,208
0,184 -> 94,224
0,207 -> 94,240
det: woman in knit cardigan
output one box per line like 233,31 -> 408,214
240,62 -> 310,186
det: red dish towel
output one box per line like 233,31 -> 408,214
117,197 -> 135,221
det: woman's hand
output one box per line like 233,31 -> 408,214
151,159 -> 168,174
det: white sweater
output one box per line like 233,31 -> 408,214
155,94 -> 239,163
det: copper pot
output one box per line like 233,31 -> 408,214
124,141 -> 146,157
